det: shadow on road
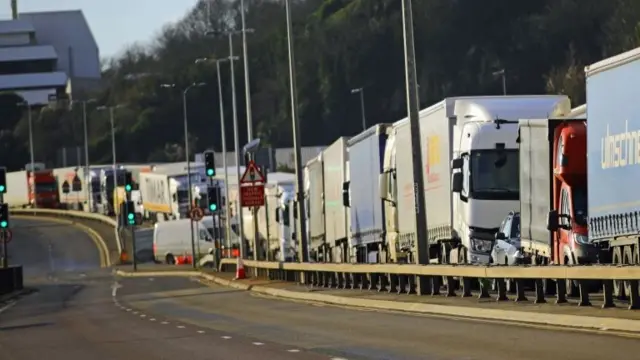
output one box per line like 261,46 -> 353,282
0,322 -> 55,331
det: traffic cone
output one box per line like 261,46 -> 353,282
235,257 -> 246,280
120,250 -> 129,264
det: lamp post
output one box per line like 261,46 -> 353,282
350,87 -> 367,131
96,104 -> 126,214
17,101 -> 36,207
284,0 -> 309,263
195,57 -> 236,253
72,98 -> 96,209
492,69 -> 507,95
160,82 -> 206,268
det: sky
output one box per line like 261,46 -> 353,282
0,0 -> 197,58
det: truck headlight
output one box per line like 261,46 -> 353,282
470,238 -> 493,253
573,233 -> 589,245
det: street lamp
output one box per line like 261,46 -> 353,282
160,81 -> 206,268
350,87 -> 367,131
16,100 -> 35,207
492,69 -> 507,95
96,104 -> 126,214
284,0 -> 309,263
71,98 -> 97,209
195,57 -> 236,252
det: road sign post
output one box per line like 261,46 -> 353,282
190,207 -> 204,222
239,160 -> 265,262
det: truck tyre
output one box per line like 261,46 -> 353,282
623,246 -> 634,297
165,254 -> 176,265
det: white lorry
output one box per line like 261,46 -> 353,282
379,95 -> 571,265
138,172 -> 189,222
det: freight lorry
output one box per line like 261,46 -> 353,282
304,154 -> 325,261
583,47 -> 640,299
380,96 -> 571,265
138,172 -> 189,222
322,137 -> 350,263
5,169 -> 59,208
97,168 -> 132,216
344,124 -> 391,263
517,107 -> 590,296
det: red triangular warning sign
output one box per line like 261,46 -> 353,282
240,160 -> 265,183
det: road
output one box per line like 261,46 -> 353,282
116,275 -> 640,360
0,218 -> 322,359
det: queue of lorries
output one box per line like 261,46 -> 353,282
290,45 -> 640,298
4,47 -> 639,286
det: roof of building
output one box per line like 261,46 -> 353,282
0,71 -> 67,90
0,19 -> 35,34
0,44 -> 57,62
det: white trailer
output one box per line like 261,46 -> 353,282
304,154 -> 326,261
5,171 -> 30,207
380,95 -> 571,265
138,172 -> 187,222
322,137 -> 350,263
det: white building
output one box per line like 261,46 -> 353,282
0,2 -> 101,106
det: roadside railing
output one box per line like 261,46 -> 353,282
10,208 -> 640,311
219,258 -> 640,310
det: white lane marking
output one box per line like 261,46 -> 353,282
140,314 -> 146,318
330,358 -> 349,360
252,342 -> 264,346
126,309 -> 132,312
149,318 -> 156,321
161,321 -> 169,325
177,325 -> 185,329
287,349 -> 300,353
132,311 -> 138,315
0,301 -> 17,315
222,336 -> 232,339
197,330 -> 205,334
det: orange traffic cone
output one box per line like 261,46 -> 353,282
235,257 -> 246,280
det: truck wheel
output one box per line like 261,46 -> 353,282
612,247 -> 625,299
165,254 -> 175,265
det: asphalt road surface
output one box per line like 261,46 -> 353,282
117,275 -> 640,360
0,218 -> 325,359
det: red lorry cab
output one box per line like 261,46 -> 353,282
549,121 -> 591,264
28,170 -> 60,208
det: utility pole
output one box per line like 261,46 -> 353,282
401,0 -> 429,294
284,0 -> 308,263
351,87 -> 367,130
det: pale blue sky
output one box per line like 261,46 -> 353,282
1,0 -> 197,58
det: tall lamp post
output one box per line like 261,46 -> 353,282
160,82 -> 206,268
96,104 -> 126,214
195,57 -> 236,253
284,0 -> 309,263
16,101 -> 36,207
72,98 -> 96,209
492,69 -> 507,95
350,87 -> 367,131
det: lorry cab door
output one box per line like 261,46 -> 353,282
558,186 -> 572,264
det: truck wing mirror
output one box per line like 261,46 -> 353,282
452,172 -> 463,193
342,181 -> 350,207
451,158 -> 463,170
275,209 -> 280,223
495,232 -> 507,240
378,173 -> 389,202
546,210 -> 559,231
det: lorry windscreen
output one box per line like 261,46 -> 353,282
572,187 -> 588,226
35,182 -> 58,193
470,149 -> 519,198
177,190 -> 189,203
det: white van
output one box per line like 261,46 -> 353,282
153,218 -> 215,264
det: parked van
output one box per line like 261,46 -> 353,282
153,219 -> 215,264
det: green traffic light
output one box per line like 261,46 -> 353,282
0,221 -> 7,228
206,169 -> 214,176
125,184 -> 132,191
209,204 -> 217,211
0,185 -> 5,192
127,213 -> 134,220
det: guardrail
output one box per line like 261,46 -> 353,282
219,258 -> 640,310
10,208 -> 123,263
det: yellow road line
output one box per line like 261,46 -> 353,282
12,215 -> 110,267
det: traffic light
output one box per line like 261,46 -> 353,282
204,151 -> 216,177
0,203 -> 8,228
207,186 -> 220,212
124,172 -> 133,192
0,166 -> 6,194
124,200 -> 136,226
